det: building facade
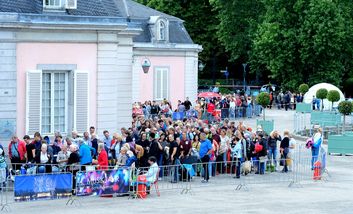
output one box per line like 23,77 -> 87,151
0,0 -> 201,142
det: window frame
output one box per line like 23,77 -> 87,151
154,67 -> 169,101
158,20 -> 166,41
41,71 -> 69,135
43,0 -> 63,10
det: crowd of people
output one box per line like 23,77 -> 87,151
133,96 -> 262,123
1,96 -> 324,191
4,114 -> 301,183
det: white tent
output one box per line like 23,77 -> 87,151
303,83 -> 345,110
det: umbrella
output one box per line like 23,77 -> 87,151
198,92 -> 221,99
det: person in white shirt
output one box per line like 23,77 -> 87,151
229,98 -> 236,119
143,156 -> 159,184
288,135 -> 297,171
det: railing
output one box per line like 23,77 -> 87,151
0,144 -> 333,210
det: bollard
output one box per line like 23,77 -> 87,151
313,161 -> 321,180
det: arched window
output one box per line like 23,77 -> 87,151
158,20 -> 166,41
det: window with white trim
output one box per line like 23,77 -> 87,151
43,0 -> 62,9
154,67 -> 169,100
158,20 -> 167,41
41,72 -> 68,134
26,70 -> 89,136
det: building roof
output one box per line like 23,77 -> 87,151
0,0 -> 194,44
116,0 -> 193,44
0,0 -> 121,17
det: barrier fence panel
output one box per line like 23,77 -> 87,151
0,144 -> 338,209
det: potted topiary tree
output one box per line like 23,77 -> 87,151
256,92 -> 270,120
298,83 -> 309,94
327,90 -> 340,111
256,92 -> 273,134
316,88 -> 328,111
338,101 -> 353,133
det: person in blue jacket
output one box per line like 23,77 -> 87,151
79,140 -> 96,170
311,128 -> 323,170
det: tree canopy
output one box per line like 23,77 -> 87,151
134,0 -> 353,92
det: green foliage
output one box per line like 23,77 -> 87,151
219,87 -> 233,95
256,92 -> 270,108
343,78 -> 353,97
316,88 -> 328,100
327,90 -> 340,103
252,0 -> 349,90
338,101 -> 353,115
135,0 -> 353,90
210,0 -> 264,62
298,84 -> 309,94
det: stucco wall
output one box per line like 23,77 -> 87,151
132,56 -> 185,108
16,43 -> 97,137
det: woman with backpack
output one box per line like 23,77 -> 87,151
311,128 -> 323,170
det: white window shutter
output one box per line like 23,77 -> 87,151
26,70 -> 42,135
162,69 -> 169,99
155,69 -> 161,100
74,70 -> 89,134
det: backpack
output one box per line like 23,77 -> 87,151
305,138 -> 313,149
255,142 -> 263,153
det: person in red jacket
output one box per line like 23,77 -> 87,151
93,143 -> 108,170
207,100 -> 216,123
8,135 -> 26,172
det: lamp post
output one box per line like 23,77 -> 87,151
242,63 -> 247,91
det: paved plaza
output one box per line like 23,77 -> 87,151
3,109 -> 353,214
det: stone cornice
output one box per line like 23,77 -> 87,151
0,13 -> 141,34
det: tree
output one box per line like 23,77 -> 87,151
327,90 -> 340,111
210,0 -> 264,63
316,88 -> 328,111
343,78 -> 353,97
256,92 -> 270,120
298,83 -> 309,94
338,101 -> 353,133
252,0 -> 348,90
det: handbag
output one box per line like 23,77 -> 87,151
279,154 -> 285,166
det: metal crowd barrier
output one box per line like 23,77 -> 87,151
0,145 -> 336,210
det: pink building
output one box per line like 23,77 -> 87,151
0,0 -> 201,142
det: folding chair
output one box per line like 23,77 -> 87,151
150,168 -> 160,197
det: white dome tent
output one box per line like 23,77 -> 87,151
303,83 -> 345,110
